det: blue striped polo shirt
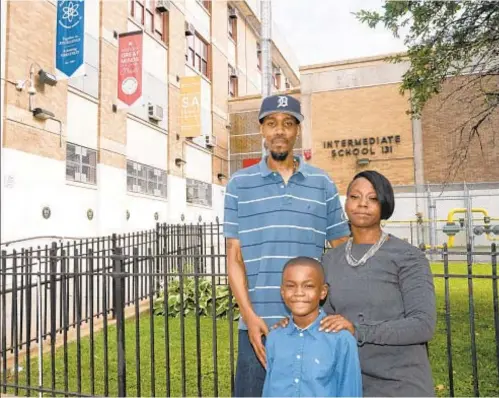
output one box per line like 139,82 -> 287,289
224,156 -> 350,329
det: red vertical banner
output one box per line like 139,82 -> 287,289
117,31 -> 143,108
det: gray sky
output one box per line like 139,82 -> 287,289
272,0 -> 407,67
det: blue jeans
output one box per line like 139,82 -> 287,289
234,330 -> 266,397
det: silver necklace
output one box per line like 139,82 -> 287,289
345,231 -> 388,267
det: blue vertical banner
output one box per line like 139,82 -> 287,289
56,0 -> 85,79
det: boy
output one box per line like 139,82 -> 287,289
262,257 -> 362,397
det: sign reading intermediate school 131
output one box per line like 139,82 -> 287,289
55,0 -> 85,79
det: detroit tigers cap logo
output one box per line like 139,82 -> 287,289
277,96 -> 289,108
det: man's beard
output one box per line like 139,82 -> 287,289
270,151 -> 289,161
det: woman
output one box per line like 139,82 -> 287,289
320,170 -> 436,396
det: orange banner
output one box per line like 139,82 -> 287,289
180,76 -> 202,137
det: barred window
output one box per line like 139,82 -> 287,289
127,160 -> 167,198
186,178 -> 212,207
66,143 -> 97,185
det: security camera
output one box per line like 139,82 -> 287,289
27,85 -> 37,95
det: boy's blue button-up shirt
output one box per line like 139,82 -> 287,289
263,311 -> 363,397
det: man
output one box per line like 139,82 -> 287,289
224,94 -> 350,397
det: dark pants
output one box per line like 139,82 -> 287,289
234,330 -> 266,397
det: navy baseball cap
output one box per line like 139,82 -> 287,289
258,94 -> 304,124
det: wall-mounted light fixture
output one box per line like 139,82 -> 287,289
32,107 -> 55,120
357,158 -> 370,166
175,157 -> 187,166
38,69 -> 57,86
217,173 -> 227,181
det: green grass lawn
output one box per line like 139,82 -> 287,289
429,262 -> 499,397
5,315 -> 236,397
4,262 -> 499,397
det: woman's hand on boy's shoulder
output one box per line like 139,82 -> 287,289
319,314 -> 355,335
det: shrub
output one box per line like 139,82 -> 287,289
153,277 -> 239,320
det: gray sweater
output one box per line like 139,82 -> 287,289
322,235 -> 436,397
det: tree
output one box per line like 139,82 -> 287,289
356,1 -> 499,180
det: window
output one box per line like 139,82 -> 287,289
127,160 -> 167,198
228,65 -> 238,98
130,0 -> 169,43
272,65 -> 281,89
186,179 -> 212,207
228,6 -> 237,41
66,143 -> 97,185
186,34 -> 210,78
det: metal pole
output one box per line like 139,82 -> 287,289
427,184 -> 438,261
35,261 -> 43,398
260,0 -> 272,156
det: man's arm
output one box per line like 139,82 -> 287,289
227,238 -> 256,324
328,236 -> 349,248
325,178 -> 350,246
224,178 -> 256,320
227,239 -> 269,366
223,177 -> 268,366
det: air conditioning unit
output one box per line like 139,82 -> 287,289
156,0 -> 170,12
256,43 -> 262,54
185,22 -> 195,36
148,103 -> 164,121
274,67 -> 282,76
205,135 -> 217,148
229,8 -> 238,19
285,81 -> 291,89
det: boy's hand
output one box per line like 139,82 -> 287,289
319,314 -> 355,335
271,317 -> 290,330
246,314 -> 269,367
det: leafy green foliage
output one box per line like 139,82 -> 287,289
153,276 -> 240,320
356,1 -> 499,175
356,1 -> 499,114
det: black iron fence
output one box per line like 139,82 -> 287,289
0,223 -> 232,397
0,224 -> 498,397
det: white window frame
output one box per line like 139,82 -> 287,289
186,178 -> 212,207
66,143 -> 97,185
127,160 -> 167,198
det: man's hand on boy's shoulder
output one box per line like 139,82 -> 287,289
270,316 -> 291,330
